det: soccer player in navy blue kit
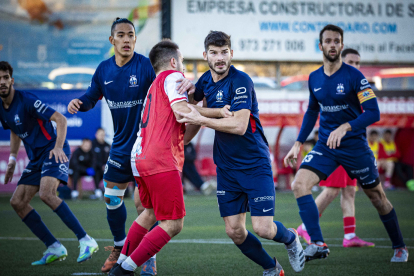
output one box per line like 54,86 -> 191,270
67,18 -> 194,274
0,61 -> 98,265
175,31 -> 305,275
284,24 -> 408,262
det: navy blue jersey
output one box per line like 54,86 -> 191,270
0,90 -> 67,161
298,63 -> 378,147
194,66 -> 270,170
79,52 -> 156,155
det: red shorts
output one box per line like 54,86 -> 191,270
319,166 -> 356,188
135,170 -> 186,220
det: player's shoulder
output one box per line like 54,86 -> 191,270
199,70 -> 212,82
309,66 -> 324,80
18,90 -> 38,102
343,62 -> 364,77
230,66 -> 253,83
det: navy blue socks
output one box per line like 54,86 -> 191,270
297,194 -> 324,243
273,221 -> 295,245
54,201 -> 87,240
236,231 -> 276,270
107,201 -> 127,243
380,208 -> 405,249
23,209 -> 57,247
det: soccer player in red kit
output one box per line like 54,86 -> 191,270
108,40 -> 227,275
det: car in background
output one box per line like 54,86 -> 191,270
373,68 -> 414,90
280,75 -> 308,91
251,77 -> 278,89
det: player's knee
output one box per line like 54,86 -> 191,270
135,203 -> 145,215
10,196 -> 26,211
225,225 -> 245,243
291,179 -> 306,194
38,190 -> 56,204
253,225 -> 273,239
104,186 -> 126,209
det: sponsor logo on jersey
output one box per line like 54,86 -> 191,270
361,79 -> 369,85
309,150 -> 323,155
235,87 -> 246,94
318,103 -> 349,112
263,208 -> 273,212
253,196 -> 274,202
34,100 -> 48,114
360,84 -> 371,90
314,87 -> 322,92
129,75 -> 139,87
18,132 -> 29,139
106,99 -> 143,109
43,162 -> 52,166
234,95 -> 248,101
351,167 -> 369,174
59,164 -> 69,174
108,157 -> 122,168
336,83 -> 345,94
360,178 -> 376,185
104,80 -> 113,85
216,90 -> 223,102
217,190 -> 225,195
23,169 -> 32,174
14,114 -> 22,125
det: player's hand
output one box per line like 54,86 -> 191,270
220,105 -> 233,118
4,160 -> 16,184
68,99 -> 83,114
175,104 -> 204,125
176,78 -> 196,95
284,142 -> 302,168
327,123 -> 351,149
49,147 -> 69,163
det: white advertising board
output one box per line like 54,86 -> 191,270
172,0 -> 414,63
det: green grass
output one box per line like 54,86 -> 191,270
0,190 -> 413,275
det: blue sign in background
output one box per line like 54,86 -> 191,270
0,90 -> 101,141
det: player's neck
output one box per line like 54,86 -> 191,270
210,68 -> 230,83
323,58 -> 343,77
1,87 -> 15,109
114,53 -> 134,67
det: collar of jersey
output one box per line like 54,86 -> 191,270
111,52 -> 137,69
322,62 -> 345,79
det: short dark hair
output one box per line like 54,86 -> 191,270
341,48 -> 360,58
369,130 -> 379,136
204,31 -> 231,52
384,129 -> 392,135
319,24 -> 344,44
0,61 -> 13,77
149,40 -> 180,73
111,17 -> 135,36
96,127 -> 105,132
82,138 -> 91,142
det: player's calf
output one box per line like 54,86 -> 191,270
363,184 -> 393,215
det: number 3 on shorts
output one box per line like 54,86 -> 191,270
303,155 -> 313,163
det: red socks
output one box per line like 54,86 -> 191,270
121,221 -> 148,257
129,226 -> 171,267
343,216 -> 356,235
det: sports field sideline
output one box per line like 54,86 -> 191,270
0,190 -> 413,275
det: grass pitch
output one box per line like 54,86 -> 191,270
0,190 -> 413,275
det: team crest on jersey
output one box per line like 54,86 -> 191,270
362,91 -> 370,97
14,114 -> 22,125
336,83 -> 345,94
129,75 -> 139,87
216,90 -> 223,102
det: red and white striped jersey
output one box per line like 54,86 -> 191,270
131,70 -> 188,177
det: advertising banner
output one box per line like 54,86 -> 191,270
172,0 -> 414,62
0,90 -> 101,141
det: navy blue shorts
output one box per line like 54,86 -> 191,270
300,141 -> 380,189
18,147 -> 71,186
216,165 -> 276,217
104,151 -> 135,184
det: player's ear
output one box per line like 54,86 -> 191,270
230,49 -> 233,59
109,36 -> 114,45
170,57 -> 176,69
203,51 -> 207,61
11,77 -> 14,86
318,43 -> 323,51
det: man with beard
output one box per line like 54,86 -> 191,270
0,61 -> 98,265
297,48 -> 375,248
175,31 -> 305,276
284,24 -> 408,262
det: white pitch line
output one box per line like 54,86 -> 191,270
72,273 -> 104,275
0,237 -> 412,249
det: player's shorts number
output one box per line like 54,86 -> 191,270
303,154 -> 313,163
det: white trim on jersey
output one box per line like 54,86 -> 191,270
164,72 -> 189,107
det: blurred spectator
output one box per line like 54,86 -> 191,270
368,130 -> 380,159
378,130 -> 400,189
394,129 -> 414,190
91,128 -> 110,199
69,138 -> 94,199
183,142 -> 215,195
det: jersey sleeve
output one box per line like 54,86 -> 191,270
353,70 -> 376,104
230,74 -> 253,112
297,77 -> 320,143
78,65 -> 103,111
194,77 -> 205,102
25,94 -> 57,121
164,72 -> 188,106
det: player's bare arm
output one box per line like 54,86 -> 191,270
67,98 -> 83,114
175,105 -> 250,136
4,131 -> 21,184
176,78 -> 196,95
284,141 -> 302,168
49,111 -> 69,163
326,122 -> 352,149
